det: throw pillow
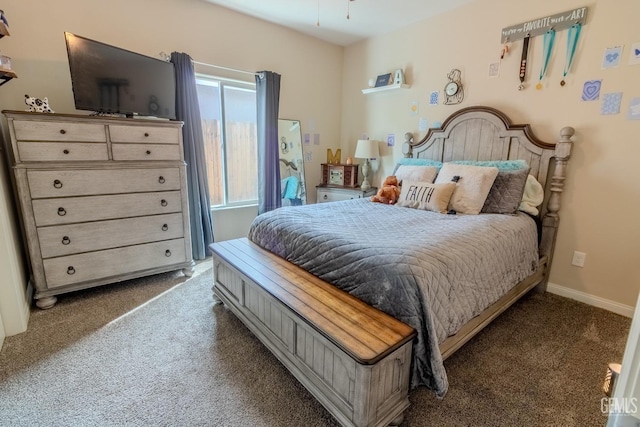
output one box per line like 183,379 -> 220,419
393,165 -> 438,186
481,167 -> 530,214
434,163 -> 499,214
396,181 -> 456,213
450,159 -> 528,171
519,174 -> 545,215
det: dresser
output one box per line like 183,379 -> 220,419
316,185 -> 377,203
2,111 -> 194,309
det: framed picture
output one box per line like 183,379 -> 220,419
374,73 -> 392,87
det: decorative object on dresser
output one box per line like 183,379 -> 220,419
316,185 -> 376,203
320,163 -> 358,187
24,94 -> 54,113
354,139 -> 379,191
2,111 -> 194,309
326,148 -> 341,164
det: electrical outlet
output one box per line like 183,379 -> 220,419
572,251 -> 587,267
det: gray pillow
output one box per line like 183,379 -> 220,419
481,168 -> 530,214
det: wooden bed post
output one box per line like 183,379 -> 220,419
538,126 -> 575,292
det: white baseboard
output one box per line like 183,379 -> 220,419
547,282 -> 635,318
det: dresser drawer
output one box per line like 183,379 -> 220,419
13,120 -> 106,142
32,191 -> 182,226
112,143 -> 182,161
317,187 -> 375,203
43,238 -> 187,288
27,167 -> 181,198
17,142 -> 109,162
37,212 -> 185,258
109,125 -> 180,144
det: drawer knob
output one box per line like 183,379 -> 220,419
53,179 -> 63,189
67,266 -> 75,275
158,176 -> 165,184
61,236 -> 71,245
162,224 -> 168,231
59,129 -> 66,135
165,249 -> 172,257
63,149 -> 70,155
57,207 -> 67,216
144,132 -> 150,137
323,195 -> 328,200
161,199 -> 168,207
146,150 -> 151,155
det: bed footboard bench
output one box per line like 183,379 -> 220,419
210,238 -> 417,427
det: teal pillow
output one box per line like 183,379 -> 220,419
450,159 -> 529,171
397,158 -> 443,168
393,158 -> 442,175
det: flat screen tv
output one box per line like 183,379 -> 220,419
64,32 -> 176,119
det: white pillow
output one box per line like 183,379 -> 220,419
393,165 -> 438,186
434,163 -> 499,214
519,174 -> 544,215
396,181 -> 456,213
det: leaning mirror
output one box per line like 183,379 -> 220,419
278,119 -> 306,205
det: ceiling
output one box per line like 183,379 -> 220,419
203,0 -> 476,46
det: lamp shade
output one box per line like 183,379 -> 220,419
354,139 -> 379,159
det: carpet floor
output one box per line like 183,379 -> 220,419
0,262 -> 630,426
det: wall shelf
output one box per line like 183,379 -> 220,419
361,83 -> 410,94
0,70 -> 16,87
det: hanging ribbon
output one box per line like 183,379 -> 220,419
536,29 -> 556,90
518,34 -> 531,91
561,23 -> 582,86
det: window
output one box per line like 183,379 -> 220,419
196,76 -> 258,208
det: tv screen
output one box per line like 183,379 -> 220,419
64,32 -> 176,119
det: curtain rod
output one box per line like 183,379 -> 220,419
192,61 -> 260,77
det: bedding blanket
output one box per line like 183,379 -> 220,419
248,199 -> 539,397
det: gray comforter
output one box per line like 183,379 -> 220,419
248,198 -> 539,397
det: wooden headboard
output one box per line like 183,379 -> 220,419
404,106 -> 574,286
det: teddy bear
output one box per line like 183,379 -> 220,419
24,94 -> 54,113
370,175 -> 401,204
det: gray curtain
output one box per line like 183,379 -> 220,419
255,71 -> 282,215
171,52 -> 214,260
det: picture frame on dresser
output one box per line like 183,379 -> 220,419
2,110 -> 195,309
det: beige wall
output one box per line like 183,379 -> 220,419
342,0 -> 640,307
0,0 -> 343,334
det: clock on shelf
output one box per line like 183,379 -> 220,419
320,163 -> 359,188
443,68 -> 464,105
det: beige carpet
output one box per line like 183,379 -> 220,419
0,263 -> 630,426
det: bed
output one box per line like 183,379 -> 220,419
212,106 -> 574,425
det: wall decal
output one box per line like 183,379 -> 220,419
419,117 -> 428,131
410,101 -> 419,115
602,46 -> 623,69
429,91 -> 439,105
628,98 -> 640,120
629,42 -> 640,65
488,62 -> 500,77
581,80 -> 602,101
601,92 -> 623,115
387,134 -> 395,147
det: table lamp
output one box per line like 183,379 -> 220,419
354,139 -> 379,191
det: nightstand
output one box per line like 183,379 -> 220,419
316,185 -> 377,203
